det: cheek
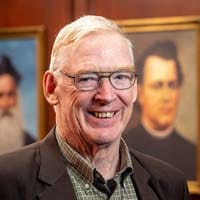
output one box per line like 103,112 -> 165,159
119,95 -> 133,112
139,89 -> 155,107
139,91 -> 158,114
57,85 -> 79,118
172,91 -> 180,103
120,87 -> 137,106
0,96 -> 16,108
62,88 -> 92,125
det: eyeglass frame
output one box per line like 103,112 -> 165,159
57,69 -> 138,91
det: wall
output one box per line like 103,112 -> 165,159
0,0 -> 199,198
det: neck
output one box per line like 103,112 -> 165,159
89,142 -> 120,180
57,126 -> 121,180
141,119 -> 174,139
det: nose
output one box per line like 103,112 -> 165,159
94,78 -> 116,104
161,85 -> 174,102
0,94 -> 16,111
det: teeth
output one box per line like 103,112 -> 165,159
94,112 -> 114,118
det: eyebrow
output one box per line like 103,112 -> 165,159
74,66 -> 135,74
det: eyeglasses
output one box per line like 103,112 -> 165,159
59,70 -> 138,91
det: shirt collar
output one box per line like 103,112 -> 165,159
55,127 -> 133,184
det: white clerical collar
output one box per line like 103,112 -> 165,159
141,120 -> 174,139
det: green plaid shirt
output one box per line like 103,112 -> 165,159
56,130 -> 138,200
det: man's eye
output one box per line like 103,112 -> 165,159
116,74 -> 125,79
150,82 -> 163,89
8,92 -> 16,97
0,92 -> 16,98
79,77 -> 96,82
77,74 -> 98,83
168,81 -> 179,89
114,73 -> 132,80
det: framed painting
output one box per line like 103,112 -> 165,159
0,26 -> 47,141
117,16 -> 200,194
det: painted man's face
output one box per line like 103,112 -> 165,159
138,55 -> 180,130
0,74 -> 17,113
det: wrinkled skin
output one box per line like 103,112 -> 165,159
43,32 -> 137,161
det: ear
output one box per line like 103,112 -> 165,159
43,71 -> 58,105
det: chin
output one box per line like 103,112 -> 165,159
92,137 -> 120,146
156,122 -> 172,130
84,127 -> 122,145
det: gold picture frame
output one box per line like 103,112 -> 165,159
117,16 -> 200,194
0,26 -> 47,140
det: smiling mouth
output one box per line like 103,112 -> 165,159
90,111 -> 116,118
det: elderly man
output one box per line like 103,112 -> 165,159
0,54 -> 35,154
0,16 -> 189,200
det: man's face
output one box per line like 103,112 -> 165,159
55,32 -> 137,148
138,55 -> 180,130
0,74 -> 17,113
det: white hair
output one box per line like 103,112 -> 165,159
49,15 -> 134,70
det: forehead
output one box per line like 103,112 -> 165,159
143,55 -> 177,82
0,74 -> 16,91
57,31 -> 133,73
